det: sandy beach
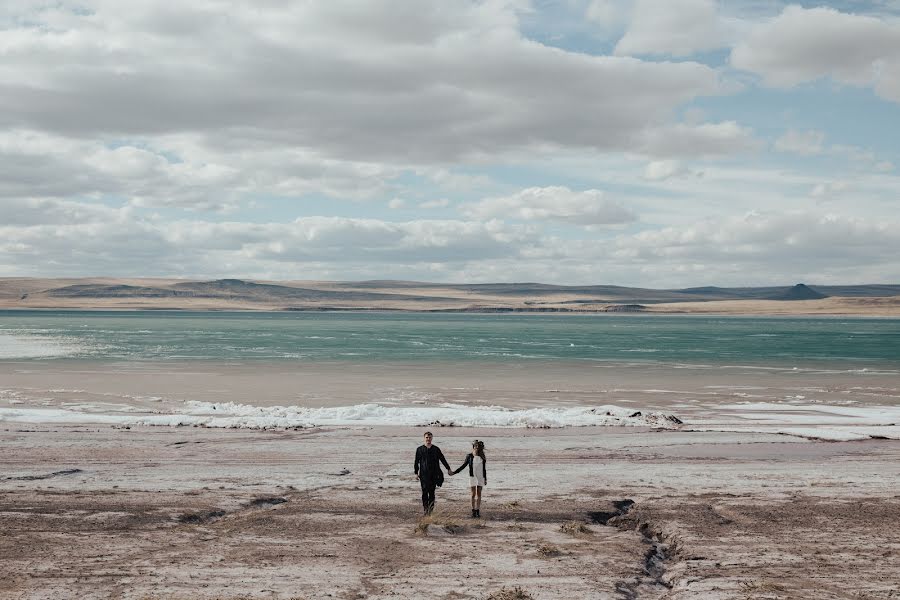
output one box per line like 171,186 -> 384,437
2,424 -> 898,600
2,358 -> 899,599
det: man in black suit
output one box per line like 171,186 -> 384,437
414,431 -> 451,515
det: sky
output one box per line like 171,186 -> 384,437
2,0 -> 900,287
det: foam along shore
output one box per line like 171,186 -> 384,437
0,401 -> 683,430
688,401 -> 900,441
3,399 -> 900,441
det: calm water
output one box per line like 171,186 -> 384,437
1,310 -> 899,368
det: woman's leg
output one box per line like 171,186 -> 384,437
470,486 -> 477,509
475,486 -> 483,511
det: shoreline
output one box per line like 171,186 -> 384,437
0,300 -> 900,319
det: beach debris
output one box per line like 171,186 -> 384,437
330,468 -> 351,476
177,509 -> 226,524
249,496 -> 288,508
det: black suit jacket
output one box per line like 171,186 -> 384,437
414,444 -> 450,487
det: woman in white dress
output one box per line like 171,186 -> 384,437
451,440 -> 487,518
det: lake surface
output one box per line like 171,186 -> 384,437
1,310 -> 899,369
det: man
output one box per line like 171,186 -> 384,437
413,431 -> 451,515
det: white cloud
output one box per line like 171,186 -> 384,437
597,211 -> 900,285
418,199 -> 450,209
1,198 -> 128,226
731,6 -> 900,102
773,129 -> 891,172
638,121 -> 759,158
388,198 -> 407,209
0,0 -> 725,165
463,186 -> 636,226
809,181 -> 851,199
774,129 -> 826,155
643,159 -> 689,181
4,198 -> 900,286
585,0 -> 631,28
0,212 -> 540,277
615,0 -> 727,57
0,129 -> 400,208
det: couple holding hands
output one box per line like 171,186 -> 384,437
413,432 -> 487,518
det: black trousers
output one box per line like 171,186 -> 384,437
420,480 -> 437,513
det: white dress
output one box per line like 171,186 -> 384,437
470,455 -> 486,487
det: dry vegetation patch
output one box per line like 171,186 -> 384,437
537,542 -> 561,557
559,520 -> 592,536
485,586 -> 533,600
413,514 -> 465,536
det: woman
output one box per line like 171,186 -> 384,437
451,439 -> 487,518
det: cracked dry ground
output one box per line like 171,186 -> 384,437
3,490 -> 899,598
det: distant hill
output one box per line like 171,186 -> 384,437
766,284 -> 828,301
2,277 -> 899,315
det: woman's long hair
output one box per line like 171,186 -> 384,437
473,439 -> 486,463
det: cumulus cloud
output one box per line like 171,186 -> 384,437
615,0 -> 727,57
613,211 -> 900,265
0,0 -> 724,165
463,186 -> 636,226
0,209 -> 539,277
731,6 -> 900,102
489,210 -> 892,285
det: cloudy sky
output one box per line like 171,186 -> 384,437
2,0 -> 900,286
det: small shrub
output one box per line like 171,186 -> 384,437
537,543 -> 561,557
485,586 -> 533,600
414,517 -> 431,536
560,520 -> 592,536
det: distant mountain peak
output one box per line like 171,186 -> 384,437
769,283 -> 828,301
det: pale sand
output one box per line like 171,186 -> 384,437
1,425 -> 898,600
3,359 -> 898,412
2,361 -> 899,598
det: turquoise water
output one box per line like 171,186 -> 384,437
1,310 -> 899,368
